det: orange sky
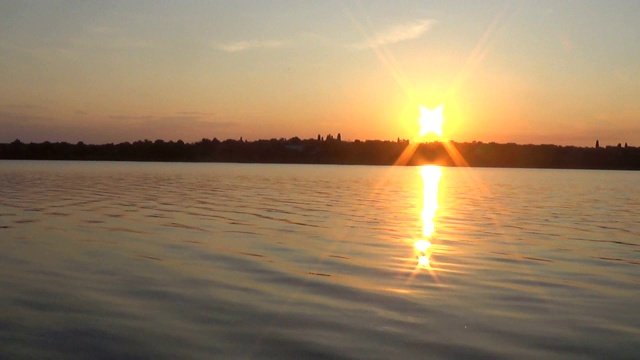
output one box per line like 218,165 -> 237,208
1,1 -> 639,146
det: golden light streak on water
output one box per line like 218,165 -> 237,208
414,165 -> 441,270
420,166 -> 441,237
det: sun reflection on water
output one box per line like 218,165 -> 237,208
415,166 -> 441,269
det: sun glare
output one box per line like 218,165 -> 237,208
419,105 -> 444,137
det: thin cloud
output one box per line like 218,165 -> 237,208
215,40 -> 285,53
107,113 -> 238,128
176,111 -> 217,116
108,115 -> 154,121
351,19 -> 435,50
4,103 -> 47,112
0,111 -> 55,124
71,36 -> 155,50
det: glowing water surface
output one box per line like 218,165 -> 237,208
0,161 -> 638,359
414,166 -> 441,269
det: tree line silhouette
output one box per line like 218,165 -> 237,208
1,137 -> 639,170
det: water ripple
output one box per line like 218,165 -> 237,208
0,162 -> 638,358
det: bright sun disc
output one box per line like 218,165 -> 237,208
419,105 -> 444,137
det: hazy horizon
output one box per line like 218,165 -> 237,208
2,134 -> 630,149
1,1 -> 639,146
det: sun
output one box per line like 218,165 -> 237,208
419,105 -> 444,137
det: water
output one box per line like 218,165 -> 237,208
0,161 -> 638,359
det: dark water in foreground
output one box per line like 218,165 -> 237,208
0,161 -> 638,359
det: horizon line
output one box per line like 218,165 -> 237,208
3,137 -> 630,149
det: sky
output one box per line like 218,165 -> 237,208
1,0 -> 639,146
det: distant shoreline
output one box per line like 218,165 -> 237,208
1,138 -> 639,170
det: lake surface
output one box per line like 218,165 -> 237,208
0,161 -> 638,359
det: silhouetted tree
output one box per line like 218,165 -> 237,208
337,133 -> 342,141
2,138 -> 640,170
596,140 -> 600,148
289,136 -> 301,144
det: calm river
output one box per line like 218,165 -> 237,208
0,161 -> 638,359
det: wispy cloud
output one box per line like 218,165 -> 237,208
0,108 -> 240,143
176,111 -> 217,116
70,36 -> 155,50
3,103 -> 47,112
351,19 -> 435,50
215,40 -> 285,53
108,112 -> 238,129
